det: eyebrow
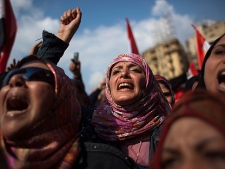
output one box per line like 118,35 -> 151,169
112,63 -> 140,70
114,63 -> 138,68
195,137 -> 225,151
214,44 -> 225,48
162,137 -> 225,154
162,148 -> 180,156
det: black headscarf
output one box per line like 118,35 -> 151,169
196,33 -> 225,89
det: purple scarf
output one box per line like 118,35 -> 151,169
92,53 -> 171,141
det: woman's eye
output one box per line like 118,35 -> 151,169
205,151 -> 225,162
111,70 -> 120,75
214,49 -> 225,55
131,68 -> 142,73
162,158 -> 180,169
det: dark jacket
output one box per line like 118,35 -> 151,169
37,30 -> 68,65
74,142 -> 138,169
38,31 -> 161,169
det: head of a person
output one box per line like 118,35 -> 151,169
152,90 -> 225,169
155,75 -> 175,105
0,55 -> 81,141
105,53 -> 166,107
106,53 -> 146,106
92,53 -> 171,141
197,33 -> 225,95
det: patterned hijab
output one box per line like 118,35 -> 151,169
92,53 -> 171,141
0,56 -> 81,169
151,89 -> 225,169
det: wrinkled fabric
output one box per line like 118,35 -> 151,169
151,89 -> 225,169
1,56 -> 81,169
92,53 -> 171,141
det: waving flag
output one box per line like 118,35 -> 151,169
126,18 -> 139,55
0,0 -> 17,73
187,61 -> 199,79
192,24 -> 210,69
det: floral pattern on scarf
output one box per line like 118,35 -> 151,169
92,53 -> 171,141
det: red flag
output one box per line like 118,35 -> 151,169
0,0 -> 17,73
126,18 -> 139,55
192,24 -> 210,69
188,61 -> 199,78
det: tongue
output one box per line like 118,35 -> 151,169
7,98 -> 28,111
219,82 -> 225,89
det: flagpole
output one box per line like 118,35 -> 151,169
126,18 -> 139,55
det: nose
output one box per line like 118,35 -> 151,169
8,74 -> 26,88
120,67 -> 130,78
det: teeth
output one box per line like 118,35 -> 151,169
119,83 -> 131,88
219,82 -> 225,89
221,71 -> 225,75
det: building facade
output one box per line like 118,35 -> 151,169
142,20 -> 225,81
142,38 -> 189,80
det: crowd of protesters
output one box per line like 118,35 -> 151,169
0,6 -> 225,169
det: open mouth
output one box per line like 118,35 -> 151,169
7,97 -> 29,112
217,71 -> 225,90
118,83 -> 134,90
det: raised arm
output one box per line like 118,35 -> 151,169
57,7 -> 82,43
36,7 -> 82,64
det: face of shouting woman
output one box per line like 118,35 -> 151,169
109,61 -> 146,106
204,35 -> 225,95
0,60 -> 55,140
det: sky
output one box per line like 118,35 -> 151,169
9,0 -> 225,94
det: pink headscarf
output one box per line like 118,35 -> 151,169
92,53 -> 171,141
0,56 -> 81,169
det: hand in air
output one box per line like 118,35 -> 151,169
57,7 -> 82,43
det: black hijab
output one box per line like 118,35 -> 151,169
196,33 -> 225,89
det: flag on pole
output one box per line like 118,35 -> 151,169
126,18 -> 139,55
187,61 -> 199,79
0,0 -> 17,73
192,24 -> 210,69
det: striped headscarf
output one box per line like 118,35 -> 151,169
151,89 -> 225,169
92,53 -> 171,141
0,56 -> 81,169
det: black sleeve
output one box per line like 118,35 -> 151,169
37,30 -> 69,65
